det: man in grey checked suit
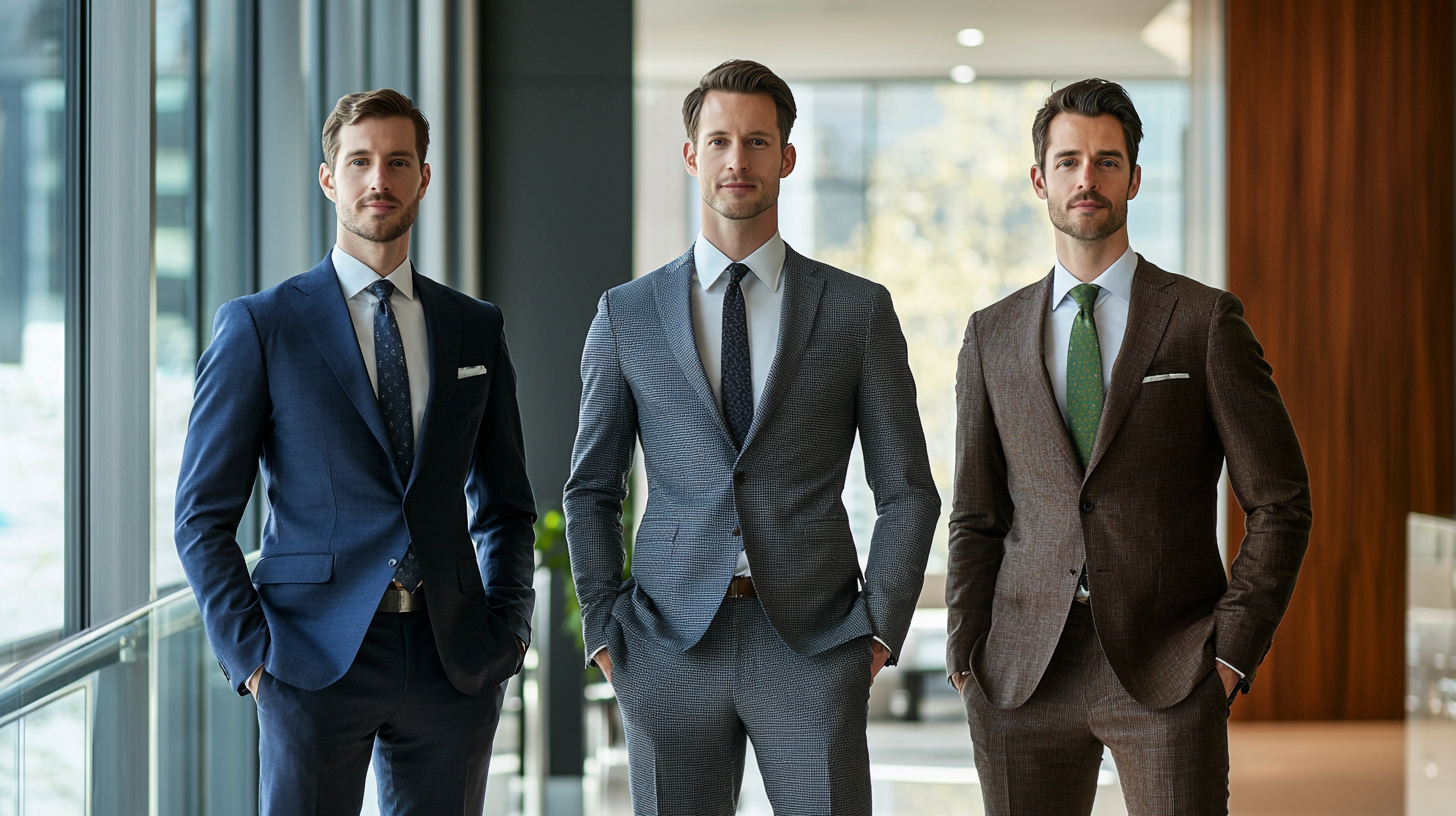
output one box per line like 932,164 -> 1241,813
946,79 -> 1311,815
565,59 -> 940,815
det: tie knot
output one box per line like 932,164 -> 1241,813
727,263 -> 752,286
368,279 -> 396,303
1069,283 -> 1101,313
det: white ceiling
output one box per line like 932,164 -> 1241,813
636,0 -> 1186,84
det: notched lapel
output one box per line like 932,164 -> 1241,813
652,249 -> 735,448
1085,258 -> 1177,474
741,248 -> 824,452
413,270 -> 459,491
290,257 -> 394,463
1017,273 -> 1082,478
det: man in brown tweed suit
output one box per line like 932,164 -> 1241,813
946,78 -> 1312,815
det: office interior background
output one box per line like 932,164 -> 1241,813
0,0 -> 1451,814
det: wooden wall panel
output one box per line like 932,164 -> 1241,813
1226,0 -> 1454,720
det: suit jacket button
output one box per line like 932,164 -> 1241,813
388,558 -> 398,567
731,526 -> 741,536
1080,500 -> 1094,513
734,471 -> 746,485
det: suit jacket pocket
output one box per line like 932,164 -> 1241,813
458,557 -> 486,596
252,553 -> 334,584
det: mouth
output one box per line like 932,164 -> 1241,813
360,198 -> 400,215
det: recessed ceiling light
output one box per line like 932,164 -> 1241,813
957,28 -> 985,47
950,65 -> 977,84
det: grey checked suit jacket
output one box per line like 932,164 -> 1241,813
946,257 -> 1312,710
565,245 -> 941,666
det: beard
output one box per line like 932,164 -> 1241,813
338,194 -> 419,244
701,174 -> 779,221
1048,189 -> 1128,242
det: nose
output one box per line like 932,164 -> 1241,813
1077,161 -> 1097,189
368,163 -> 391,191
726,141 -> 750,172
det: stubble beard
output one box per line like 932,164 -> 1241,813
702,175 -> 779,222
339,195 -> 420,244
1048,190 -> 1129,243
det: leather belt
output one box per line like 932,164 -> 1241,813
726,576 -> 757,599
379,586 -> 425,613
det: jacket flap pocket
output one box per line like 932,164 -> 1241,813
252,553 -> 335,584
458,557 -> 486,596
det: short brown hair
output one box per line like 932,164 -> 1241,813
321,88 -> 430,170
1031,78 -> 1143,170
682,60 -> 797,149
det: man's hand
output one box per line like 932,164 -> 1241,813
246,665 -> 263,699
1216,661 -> 1240,700
596,650 -> 613,685
951,672 -> 967,693
870,640 -> 891,681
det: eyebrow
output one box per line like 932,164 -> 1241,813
703,129 -> 778,141
343,149 -> 415,160
1053,148 -> 1126,160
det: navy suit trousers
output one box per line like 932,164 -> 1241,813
256,604 -> 507,816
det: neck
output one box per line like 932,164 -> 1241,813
1054,228 -> 1129,283
701,203 -> 778,262
336,227 -> 411,278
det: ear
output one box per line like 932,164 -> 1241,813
319,162 -> 338,203
1126,164 -> 1142,201
682,140 -> 699,177
1030,163 -> 1049,201
779,143 -> 797,179
417,162 -> 432,202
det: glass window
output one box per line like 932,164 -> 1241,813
0,0 -> 73,647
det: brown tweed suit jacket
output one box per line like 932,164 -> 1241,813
946,256 -> 1312,710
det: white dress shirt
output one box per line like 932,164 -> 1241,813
333,245 -> 430,449
691,232 -> 786,577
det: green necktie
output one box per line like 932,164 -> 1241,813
1066,283 -> 1104,470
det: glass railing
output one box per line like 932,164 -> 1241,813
0,571 -> 526,815
1408,512 -> 1456,815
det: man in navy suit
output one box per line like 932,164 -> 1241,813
174,89 -> 535,815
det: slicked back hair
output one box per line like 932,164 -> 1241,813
322,88 -> 430,171
682,59 -> 797,149
1031,78 -> 1143,170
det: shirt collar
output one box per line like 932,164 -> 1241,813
332,245 -> 415,301
1050,246 -> 1137,309
693,231 -> 786,294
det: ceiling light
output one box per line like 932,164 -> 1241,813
956,28 -> 985,47
950,65 -> 977,84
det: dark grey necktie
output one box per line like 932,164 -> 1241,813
369,280 -> 421,590
721,263 -> 754,450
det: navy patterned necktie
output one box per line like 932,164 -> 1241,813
369,279 -> 421,590
721,263 -> 754,450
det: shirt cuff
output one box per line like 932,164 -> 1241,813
872,636 -> 891,651
1215,657 -> 1245,678
589,645 -> 607,663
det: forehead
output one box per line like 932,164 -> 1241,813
698,91 -> 779,136
336,115 -> 418,156
1045,112 -> 1127,154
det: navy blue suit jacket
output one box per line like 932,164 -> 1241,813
175,254 -> 536,696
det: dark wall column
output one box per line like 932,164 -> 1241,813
1226,0 -> 1455,720
477,0 -> 633,809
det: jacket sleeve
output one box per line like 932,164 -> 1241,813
856,285 -> 942,663
945,311 -> 1014,681
465,308 -> 539,650
173,299 -> 272,695
1207,291 -> 1313,686
563,293 -> 638,665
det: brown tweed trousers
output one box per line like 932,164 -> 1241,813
946,257 -> 1312,814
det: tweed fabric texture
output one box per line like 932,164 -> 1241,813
1065,283 -> 1104,469
608,598 -> 873,816
945,256 -> 1311,711
721,263 -> 754,449
963,603 -> 1230,816
370,280 -> 421,589
565,245 -> 940,668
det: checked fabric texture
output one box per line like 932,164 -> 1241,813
370,279 -> 421,590
721,262 -> 754,450
1066,283 -> 1104,470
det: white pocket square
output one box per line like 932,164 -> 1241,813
457,365 -> 488,379
1143,373 -> 1189,383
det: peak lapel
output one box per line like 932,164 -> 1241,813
290,256 -> 394,464
412,270 -> 458,491
741,247 -> 824,452
1085,258 -> 1177,474
652,248 -> 735,448
1019,272 -> 1083,479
